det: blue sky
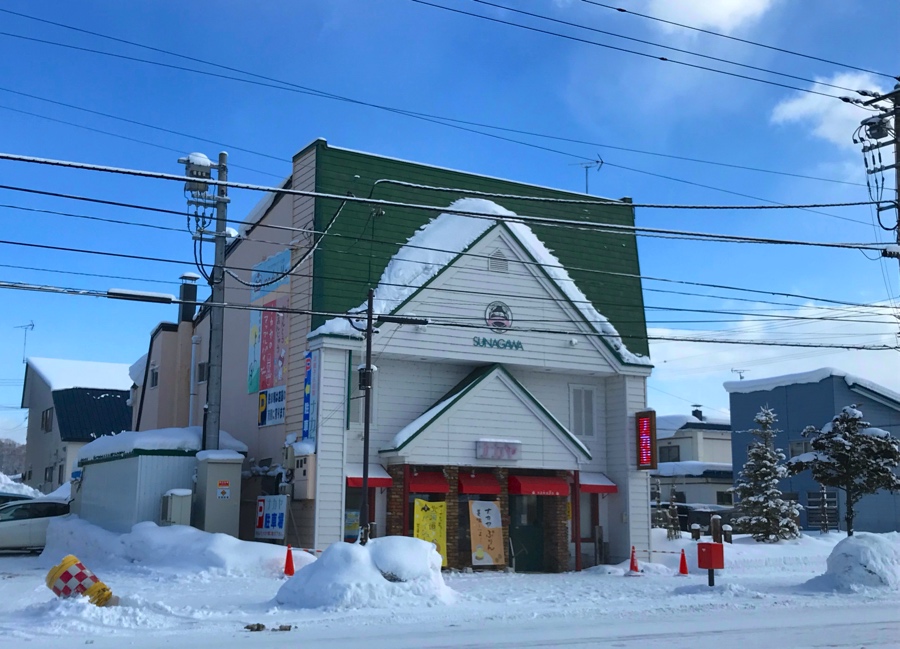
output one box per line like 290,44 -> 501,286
1,0 -> 899,442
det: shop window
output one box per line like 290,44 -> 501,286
789,440 -> 812,458
716,491 -> 733,506
149,367 -> 159,389
344,487 -> 362,542
197,361 -> 209,383
569,386 -> 595,437
40,407 -> 54,432
659,445 -> 680,463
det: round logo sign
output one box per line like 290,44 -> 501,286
485,301 -> 513,333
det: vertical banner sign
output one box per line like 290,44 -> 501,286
309,349 -> 320,444
636,409 -> 657,470
248,250 -> 291,426
413,499 -> 447,567
254,495 -> 288,540
469,500 -> 505,566
301,352 -> 312,440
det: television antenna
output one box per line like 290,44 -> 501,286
569,156 -> 604,194
731,368 -> 749,380
14,321 -> 34,364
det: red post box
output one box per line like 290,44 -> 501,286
697,542 -> 724,570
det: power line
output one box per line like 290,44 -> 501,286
0,277 -> 894,351
578,0 -> 899,81
468,0 -> 860,93
409,0 -> 845,100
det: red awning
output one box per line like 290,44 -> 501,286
458,472 -> 501,495
579,471 -> 618,494
409,471 -> 449,494
346,463 -> 393,488
508,475 -> 570,497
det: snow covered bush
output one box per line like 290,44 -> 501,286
820,532 -> 900,590
275,536 -> 455,609
790,405 -> 900,536
732,406 -> 801,542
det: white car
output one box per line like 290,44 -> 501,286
0,500 -> 69,551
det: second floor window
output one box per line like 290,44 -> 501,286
569,386 -> 595,437
659,445 -> 681,463
40,407 -> 54,432
149,367 -> 159,389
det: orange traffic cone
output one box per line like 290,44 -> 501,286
284,545 -> 295,577
626,545 -> 641,576
678,549 -> 689,576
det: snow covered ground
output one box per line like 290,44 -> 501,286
0,524 -> 897,648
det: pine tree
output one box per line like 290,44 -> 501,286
732,406 -> 802,542
789,404 -> 900,536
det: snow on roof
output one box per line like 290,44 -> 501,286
77,426 -> 248,464
27,357 -> 133,392
129,354 -> 148,387
656,414 -> 730,439
724,367 -> 900,406
309,197 -> 649,365
345,463 -> 393,480
580,471 -> 616,488
387,391 -> 464,451
238,176 -> 291,238
650,461 -> 732,477
0,472 -> 41,498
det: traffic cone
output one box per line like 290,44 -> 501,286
284,545 -> 295,577
626,545 -> 641,576
678,549 -> 689,576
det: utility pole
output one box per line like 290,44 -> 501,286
352,289 -> 427,545
179,151 -> 230,451
859,85 -> 900,267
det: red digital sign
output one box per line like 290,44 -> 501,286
636,410 -> 657,470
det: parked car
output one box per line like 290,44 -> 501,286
0,492 -> 34,507
0,499 -> 69,550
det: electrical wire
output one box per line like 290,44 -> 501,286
409,0 -> 845,99
577,0 -> 900,81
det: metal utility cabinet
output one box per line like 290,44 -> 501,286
193,450 -> 243,536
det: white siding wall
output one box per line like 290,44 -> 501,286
22,371 -> 63,494
77,455 -> 196,533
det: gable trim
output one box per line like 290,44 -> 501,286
379,364 -> 591,460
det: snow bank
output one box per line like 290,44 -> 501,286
40,482 -> 71,502
27,357 -> 133,391
275,536 -> 454,609
0,471 -> 41,497
77,426 -> 248,464
812,532 -> 900,591
42,516 -> 315,577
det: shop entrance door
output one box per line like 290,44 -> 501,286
509,495 -> 544,572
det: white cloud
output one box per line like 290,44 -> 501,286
647,301 -> 900,419
771,72 -> 887,150
644,0 -> 777,34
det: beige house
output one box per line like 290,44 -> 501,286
21,358 -> 132,494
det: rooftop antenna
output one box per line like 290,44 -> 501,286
14,321 -> 34,364
731,368 -> 749,380
569,156 -> 604,194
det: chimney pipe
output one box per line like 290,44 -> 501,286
179,273 -> 200,322
691,405 -> 703,421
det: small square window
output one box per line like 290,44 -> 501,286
659,445 -> 681,463
716,491 -> 733,506
149,367 -> 159,389
197,362 -> 209,383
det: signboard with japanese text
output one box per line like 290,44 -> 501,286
475,439 -> 521,461
302,352 -> 312,440
413,499 -> 447,567
636,410 -> 657,470
469,500 -> 505,566
254,495 -> 288,540
247,250 -> 291,425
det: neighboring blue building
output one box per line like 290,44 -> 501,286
725,368 -> 900,533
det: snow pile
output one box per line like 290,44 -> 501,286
42,516 -> 315,577
40,482 -> 71,502
815,532 -> 900,590
285,432 -> 316,456
27,357 -> 132,391
128,354 -> 147,387
275,536 -> 455,609
0,471 -> 41,497
76,426 -> 248,464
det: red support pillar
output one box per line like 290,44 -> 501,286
573,470 -> 582,572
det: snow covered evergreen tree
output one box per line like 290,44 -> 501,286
732,406 -> 801,542
789,404 -> 900,536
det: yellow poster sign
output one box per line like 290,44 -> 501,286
413,499 -> 447,567
469,500 -> 505,566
